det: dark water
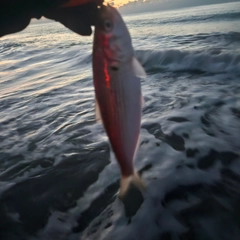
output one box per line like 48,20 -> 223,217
0,2 -> 240,240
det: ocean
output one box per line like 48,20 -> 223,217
0,1 -> 240,240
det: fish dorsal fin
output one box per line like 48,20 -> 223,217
95,98 -> 102,122
132,57 -> 147,78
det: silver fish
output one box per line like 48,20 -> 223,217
92,4 -> 146,197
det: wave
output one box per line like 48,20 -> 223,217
0,42 -> 25,53
160,11 -> 240,25
183,31 -> 240,44
130,6 -> 240,26
129,10 -> 240,26
135,49 -> 240,74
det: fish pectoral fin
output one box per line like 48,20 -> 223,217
95,98 -> 102,122
132,57 -> 146,107
119,172 -> 146,198
132,57 -> 147,78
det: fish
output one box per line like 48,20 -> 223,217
92,4 -> 146,197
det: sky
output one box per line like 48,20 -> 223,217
111,0 -> 240,7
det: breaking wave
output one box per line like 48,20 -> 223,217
136,48 -> 240,74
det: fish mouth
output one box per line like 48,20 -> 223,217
97,4 -> 108,21
95,4 -> 114,28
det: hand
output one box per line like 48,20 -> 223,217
0,0 -> 103,37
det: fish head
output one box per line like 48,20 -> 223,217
94,4 -> 134,63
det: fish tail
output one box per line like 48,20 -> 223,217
119,172 -> 146,198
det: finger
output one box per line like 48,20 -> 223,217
43,3 -> 100,36
61,0 -> 103,8
0,0 -> 103,37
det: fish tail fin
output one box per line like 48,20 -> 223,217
119,172 -> 146,198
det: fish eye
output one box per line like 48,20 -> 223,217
103,19 -> 113,32
110,66 -> 118,71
